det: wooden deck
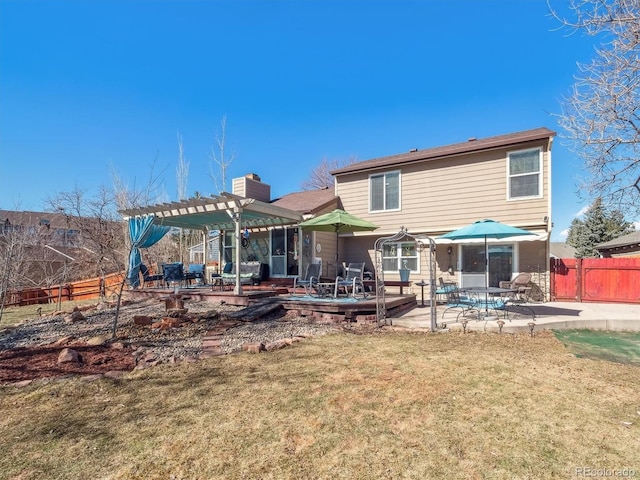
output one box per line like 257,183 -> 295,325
127,285 -> 417,323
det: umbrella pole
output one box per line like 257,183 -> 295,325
335,228 -> 339,277
485,235 -> 489,315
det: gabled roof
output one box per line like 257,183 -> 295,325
119,193 -> 303,231
331,127 -> 556,175
595,230 -> 640,249
270,187 -> 337,215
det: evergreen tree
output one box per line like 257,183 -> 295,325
566,198 -> 634,257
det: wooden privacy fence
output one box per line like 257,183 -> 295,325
550,258 -> 640,304
4,272 -> 125,307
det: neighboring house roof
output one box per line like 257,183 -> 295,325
330,127 -> 556,175
270,188 -> 337,214
595,230 -> 640,250
0,209 -> 71,230
550,242 -> 576,258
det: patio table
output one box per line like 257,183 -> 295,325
460,287 -> 535,321
315,282 -> 336,298
460,287 -> 517,320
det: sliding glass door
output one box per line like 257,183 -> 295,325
460,244 -> 513,288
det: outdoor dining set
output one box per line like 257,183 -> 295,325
440,273 -> 536,323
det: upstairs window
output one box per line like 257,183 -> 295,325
370,171 -> 400,212
508,148 -> 542,199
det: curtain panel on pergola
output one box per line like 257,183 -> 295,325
127,215 -> 171,288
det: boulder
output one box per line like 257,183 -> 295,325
58,348 -> 82,364
86,336 -> 107,346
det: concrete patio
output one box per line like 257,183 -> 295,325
391,301 -> 640,333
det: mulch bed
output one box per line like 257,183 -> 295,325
0,342 -> 136,384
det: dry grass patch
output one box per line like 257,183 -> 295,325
1,329 -> 638,479
0,298 -> 108,328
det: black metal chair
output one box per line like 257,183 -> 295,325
163,263 -> 185,288
140,264 -> 163,288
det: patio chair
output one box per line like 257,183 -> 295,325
441,288 -> 477,320
435,277 -> 457,303
163,263 -> 185,288
499,272 -> 532,302
292,262 -> 322,296
334,262 -> 367,298
185,263 -> 205,286
140,264 -> 163,288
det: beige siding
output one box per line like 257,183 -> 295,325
335,139 -> 551,235
232,176 -> 271,202
333,137 -> 552,297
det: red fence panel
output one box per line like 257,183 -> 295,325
551,257 -> 640,304
550,258 -> 578,301
581,258 -> 640,304
5,272 -> 125,307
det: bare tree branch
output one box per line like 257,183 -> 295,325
209,115 -> 236,194
301,156 -> 358,190
551,0 -> 640,216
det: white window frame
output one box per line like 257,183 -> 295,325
369,170 -> 401,212
381,241 -> 419,274
507,147 -> 543,200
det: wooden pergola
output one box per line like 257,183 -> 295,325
120,193 -> 303,294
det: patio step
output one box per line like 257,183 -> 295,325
201,320 -> 242,358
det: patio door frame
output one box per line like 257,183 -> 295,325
270,226 -> 299,277
458,243 -> 518,288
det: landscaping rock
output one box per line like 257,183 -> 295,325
133,315 -> 153,326
87,335 -> 107,346
58,348 -> 82,364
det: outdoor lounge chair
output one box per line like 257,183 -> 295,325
334,262 -> 367,298
292,262 -> 322,296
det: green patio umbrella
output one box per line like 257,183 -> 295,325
298,209 -> 378,269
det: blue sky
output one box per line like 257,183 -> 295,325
1,0 -> 635,241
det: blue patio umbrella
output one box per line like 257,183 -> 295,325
438,219 -> 537,290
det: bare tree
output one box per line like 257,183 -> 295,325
301,156 -> 358,190
176,131 -> 189,201
550,0 -> 640,216
0,219 -> 29,317
46,185 -> 125,284
175,132 -> 191,263
110,151 -> 168,211
209,115 -> 236,194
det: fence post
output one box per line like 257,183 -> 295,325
549,258 -> 556,301
576,258 -> 582,302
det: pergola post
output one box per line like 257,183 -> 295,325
234,209 -> 243,295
